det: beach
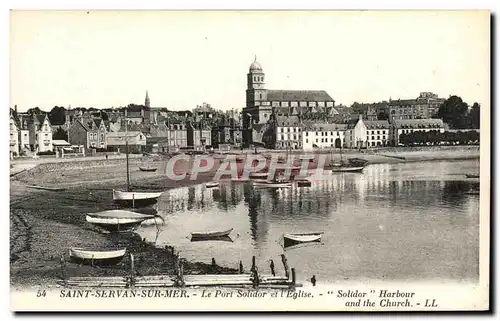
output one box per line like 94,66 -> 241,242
9,146 -> 480,288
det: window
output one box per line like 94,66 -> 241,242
281,128 -> 284,133
372,136 -> 375,140
377,130 -> 380,134
337,132 -> 340,136
315,138 -> 318,143
330,132 -> 333,136
293,135 -> 297,140
287,128 -> 290,132
377,136 -> 380,140
306,139 -> 309,143
305,132 -> 309,136
293,128 -> 296,132
331,138 -> 334,143
316,132 -> 318,136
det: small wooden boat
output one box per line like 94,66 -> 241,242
331,166 -> 365,173
465,174 -> 480,179
296,180 -> 312,187
86,210 -> 155,232
69,248 -> 127,266
26,185 -> 66,192
190,228 -> 233,241
190,235 -> 234,243
283,232 -> 323,247
235,156 -> 245,163
112,189 -> 163,207
206,181 -> 220,188
139,166 -> 157,172
249,172 -> 270,179
253,180 -> 292,188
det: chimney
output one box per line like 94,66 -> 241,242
359,114 -> 363,121
14,105 -> 18,114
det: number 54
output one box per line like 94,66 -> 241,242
36,290 -> 46,297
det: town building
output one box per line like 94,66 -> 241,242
106,131 -> 147,153
264,115 -> 302,150
242,57 -> 336,146
149,119 -> 188,152
68,118 -> 109,152
187,122 -> 212,149
388,99 -> 430,121
302,122 -> 347,151
28,114 -> 53,153
416,92 -> 446,117
211,116 -> 242,148
391,118 -> 445,146
9,112 -> 19,157
344,115 -> 390,148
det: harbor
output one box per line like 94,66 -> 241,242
10,149 -> 480,288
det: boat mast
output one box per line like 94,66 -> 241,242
125,111 -> 130,192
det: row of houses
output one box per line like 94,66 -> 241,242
259,115 -> 446,150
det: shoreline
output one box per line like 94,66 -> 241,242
10,146 -> 480,288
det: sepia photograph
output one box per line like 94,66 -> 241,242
8,9 -> 490,312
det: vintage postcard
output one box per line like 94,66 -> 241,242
9,10 -> 490,312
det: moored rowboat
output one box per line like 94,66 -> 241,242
206,181 -> 220,188
139,166 -> 157,172
86,210 -> 155,232
283,232 -> 323,247
191,228 -> 233,239
113,189 -> 163,207
249,172 -> 270,179
253,180 -> 292,188
69,248 -> 127,266
330,166 -> 365,173
465,174 -> 480,179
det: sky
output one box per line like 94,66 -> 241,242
9,10 -> 490,112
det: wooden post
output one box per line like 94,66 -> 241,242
129,253 -> 135,287
179,261 -> 185,287
251,256 -> 256,272
60,255 -> 67,286
291,268 -> 296,288
239,261 -> 244,274
132,193 -> 135,209
252,267 -> 260,288
269,259 -> 275,276
281,254 -> 290,279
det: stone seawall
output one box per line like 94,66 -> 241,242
13,158 -> 143,183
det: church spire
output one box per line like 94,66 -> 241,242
145,90 -> 150,108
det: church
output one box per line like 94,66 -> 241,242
242,57 -> 338,147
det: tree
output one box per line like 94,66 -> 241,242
53,127 -> 68,141
49,106 -> 66,125
101,111 -> 109,121
469,102 -> 480,129
437,96 -> 469,129
27,107 -> 42,115
377,111 -> 389,120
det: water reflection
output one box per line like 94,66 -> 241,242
139,160 -> 480,282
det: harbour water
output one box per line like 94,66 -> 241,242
136,159 -> 480,283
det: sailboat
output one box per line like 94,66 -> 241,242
330,145 -> 367,173
112,119 -> 163,207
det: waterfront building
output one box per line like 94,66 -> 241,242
9,111 -> 19,157
416,92 -> 446,118
391,118 -> 445,146
211,116 -> 242,148
28,113 -> 53,153
265,115 -> 302,149
302,122 -> 347,151
106,131 -> 147,153
187,121 -> 212,149
242,57 -> 336,146
68,118 -> 109,152
344,115 -> 390,148
388,92 -> 446,122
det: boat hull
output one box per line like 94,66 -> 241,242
253,181 -> 292,188
139,167 -> 157,172
69,248 -> 126,266
190,235 -> 234,242
283,233 -> 323,247
206,182 -> 220,188
112,190 -> 162,207
191,228 -> 233,239
331,166 -> 365,173
86,215 -> 146,232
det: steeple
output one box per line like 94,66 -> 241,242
145,90 -> 150,108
